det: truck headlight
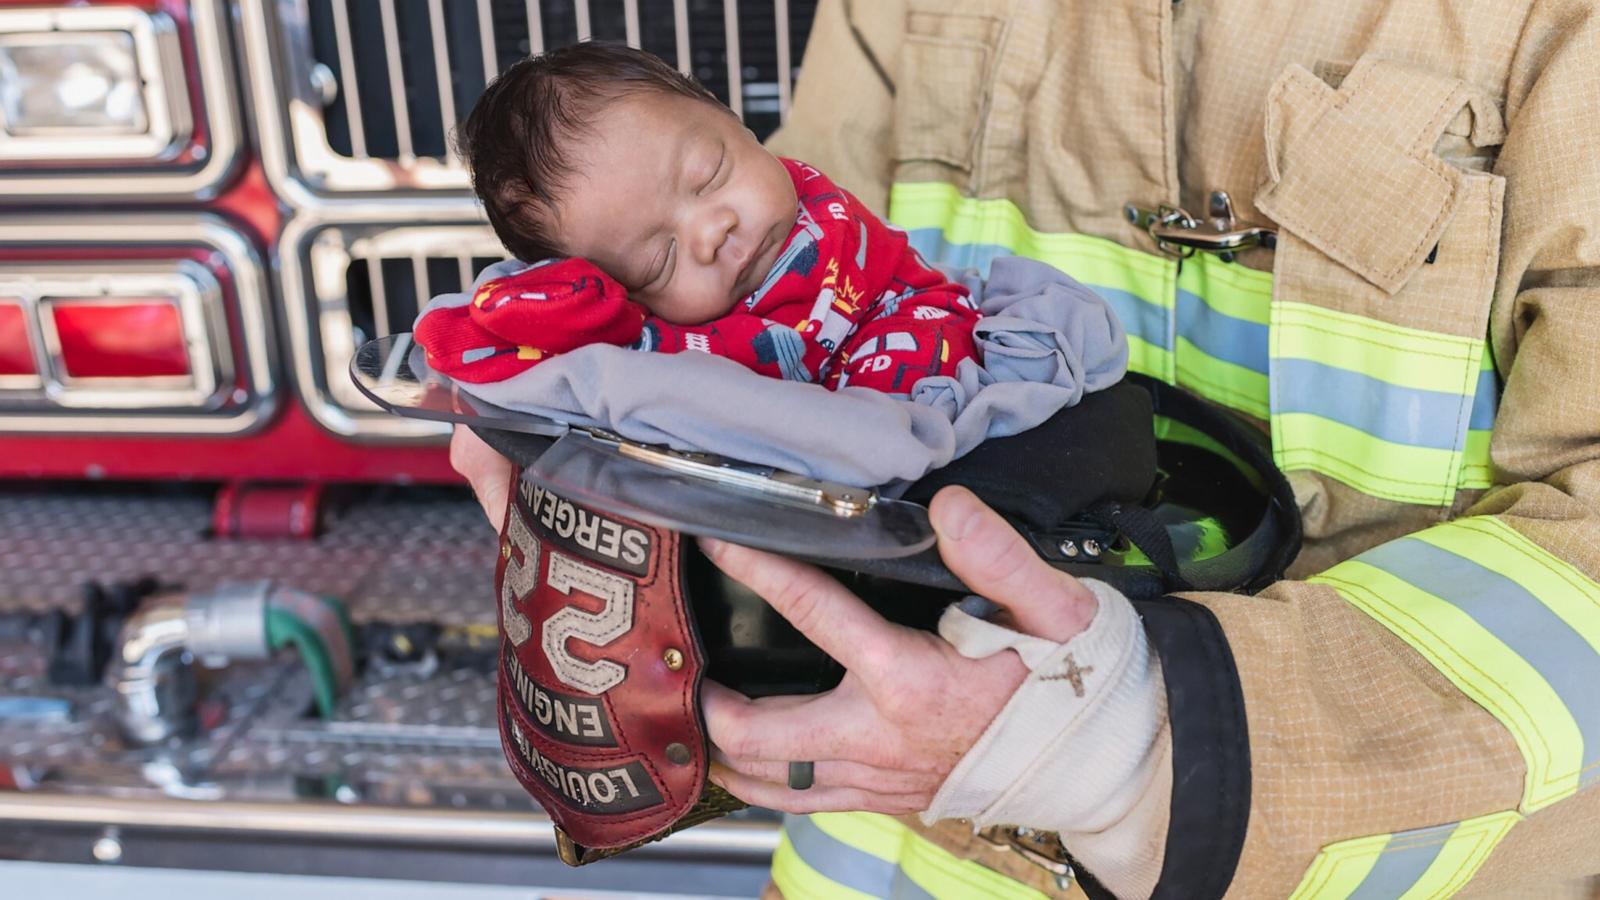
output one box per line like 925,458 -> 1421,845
0,33 -> 147,133
0,7 -> 191,161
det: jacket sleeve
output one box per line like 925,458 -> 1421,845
1153,6 -> 1600,897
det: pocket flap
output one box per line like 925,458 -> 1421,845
1256,58 -> 1497,295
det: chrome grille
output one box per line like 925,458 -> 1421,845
247,1 -> 825,438
259,0 -> 817,197
291,221 -> 508,433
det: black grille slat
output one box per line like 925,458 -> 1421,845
441,2 -> 492,151
346,254 -> 377,343
635,2 -> 683,66
308,0 -> 820,165
307,0 -> 356,158
586,0 -> 630,42
379,258 -> 422,331
393,2 -> 449,159
344,250 -> 509,347
346,0 -> 402,158
490,0 -> 536,69
533,1 -> 581,54
426,258 -> 465,298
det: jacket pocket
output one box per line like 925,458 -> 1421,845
1257,57 -> 1506,510
890,10 -> 1004,172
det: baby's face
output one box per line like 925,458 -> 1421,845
553,91 -> 798,324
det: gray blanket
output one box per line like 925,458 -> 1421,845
416,256 -> 1126,488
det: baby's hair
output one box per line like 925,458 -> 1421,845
456,42 -> 728,263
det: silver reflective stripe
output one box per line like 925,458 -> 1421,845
1273,359 -> 1469,450
783,815 -> 942,900
784,814 -> 898,896
1360,538 -> 1600,758
1345,823 -> 1455,900
1176,287 -> 1267,374
1099,286 -> 1168,355
903,228 -> 1009,279
902,229 -> 1173,355
1470,366 -> 1497,430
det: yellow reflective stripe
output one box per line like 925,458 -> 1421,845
888,182 -> 1178,384
1460,348 -> 1498,489
1288,811 -> 1520,900
887,182 -> 1174,303
1269,303 -> 1483,504
1154,414 -> 1266,490
1313,557 -> 1582,809
897,836 -> 1051,900
1274,413 -> 1461,506
890,180 -> 1500,506
1175,335 -> 1270,419
1177,251 -> 1273,325
1312,514 -> 1600,810
1398,811 -> 1520,899
810,812 -> 905,863
1288,832 -> 1391,900
1273,303 -> 1482,394
800,812 -> 1048,900
772,830 -> 883,900
1417,518 -> 1600,666
1126,334 -> 1173,383
1460,429 -> 1493,489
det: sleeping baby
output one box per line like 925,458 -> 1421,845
415,41 -> 982,394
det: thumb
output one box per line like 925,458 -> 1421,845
929,486 -> 1096,642
449,425 -> 514,528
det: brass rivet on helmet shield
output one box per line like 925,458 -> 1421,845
663,648 -> 684,670
501,541 -> 511,559
666,742 -> 691,765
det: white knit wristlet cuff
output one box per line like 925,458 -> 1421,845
920,577 -> 1166,835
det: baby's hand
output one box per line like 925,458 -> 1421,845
415,258 -> 647,384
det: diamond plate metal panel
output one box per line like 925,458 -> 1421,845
0,486 -> 497,625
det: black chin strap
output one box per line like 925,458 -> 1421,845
1082,499 -> 1191,592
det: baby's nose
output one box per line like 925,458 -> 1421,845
689,205 -> 739,265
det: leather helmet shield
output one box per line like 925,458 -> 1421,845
495,470 -> 709,851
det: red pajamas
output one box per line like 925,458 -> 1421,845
416,158 -> 981,394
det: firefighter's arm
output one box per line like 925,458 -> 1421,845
763,0 -> 902,211
1142,14 -> 1600,898
918,10 -> 1600,898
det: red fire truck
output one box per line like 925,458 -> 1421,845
0,2 -> 813,894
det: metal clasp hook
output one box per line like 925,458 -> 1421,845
977,825 -> 1077,891
1126,191 -> 1278,261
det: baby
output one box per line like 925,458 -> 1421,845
416,42 -> 981,395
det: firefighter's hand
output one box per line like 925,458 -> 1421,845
700,485 -> 1098,815
450,425 -> 514,527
